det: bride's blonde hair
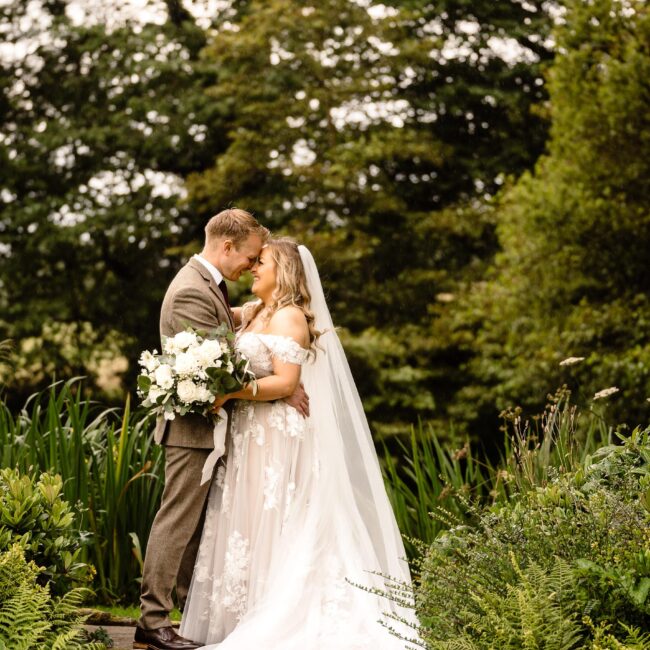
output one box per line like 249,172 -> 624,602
246,237 -> 320,350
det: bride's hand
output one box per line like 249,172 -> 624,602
211,394 -> 230,413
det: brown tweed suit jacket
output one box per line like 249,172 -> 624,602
154,257 -> 235,448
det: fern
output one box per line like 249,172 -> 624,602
0,546 -> 105,650
41,587 -> 104,650
0,546 -> 51,649
621,624 -> 650,649
432,556 -> 584,650
586,621 -> 650,650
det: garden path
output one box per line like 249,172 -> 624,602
85,624 -> 135,649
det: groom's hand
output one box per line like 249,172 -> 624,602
285,383 -> 310,417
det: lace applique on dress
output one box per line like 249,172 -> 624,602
241,401 -> 266,447
268,400 -> 304,438
259,334 -> 309,365
236,332 -> 308,374
221,531 -> 250,620
263,463 -> 282,511
322,555 -> 351,621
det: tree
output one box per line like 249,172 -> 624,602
381,0 -> 555,204
454,0 -> 650,435
184,0 -> 554,434
0,1 -> 225,398
1,0 -> 558,435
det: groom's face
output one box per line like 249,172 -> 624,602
222,234 -> 264,281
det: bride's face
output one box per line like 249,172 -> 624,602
251,247 -> 277,300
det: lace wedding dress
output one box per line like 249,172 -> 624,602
179,249 -> 415,650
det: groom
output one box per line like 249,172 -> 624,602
135,209 -> 307,650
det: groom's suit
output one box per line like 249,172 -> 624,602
139,256 -> 235,630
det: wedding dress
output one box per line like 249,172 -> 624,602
179,247 -> 415,650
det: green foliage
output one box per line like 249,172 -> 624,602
496,386 -> 612,496
382,423 -> 490,556
588,622 -> 650,650
0,0 -> 557,436
0,1 -> 224,400
160,0 -> 550,434
83,626 -> 114,648
0,544 -> 104,650
190,0 -> 552,220
0,379 -> 164,603
435,556 -> 583,650
89,602 -> 181,622
454,0 -> 650,436
0,469 -> 93,594
414,427 -> 650,648
13,0 -> 645,446
383,387 -> 611,553
381,0 -> 554,202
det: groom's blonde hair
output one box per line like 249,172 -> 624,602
205,208 -> 269,247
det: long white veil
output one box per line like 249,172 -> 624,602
298,245 -> 412,588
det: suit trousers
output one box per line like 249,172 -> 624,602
139,445 -> 212,630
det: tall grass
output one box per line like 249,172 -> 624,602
382,427 -> 492,556
0,378 -> 613,602
382,388 -> 612,554
0,379 -> 164,603
497,387 -> 613,495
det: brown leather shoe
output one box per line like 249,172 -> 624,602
133,625 -> 201,650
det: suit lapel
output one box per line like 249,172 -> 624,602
187,258 -> 235,330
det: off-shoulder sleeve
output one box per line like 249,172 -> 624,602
261,335 -> 309,365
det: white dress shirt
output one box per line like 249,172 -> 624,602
193,254 -> 224,287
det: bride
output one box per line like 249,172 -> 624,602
179,238 -> 415,649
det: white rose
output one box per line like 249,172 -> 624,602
195,385 -> 214,403
139,350 -> 160,373
187,346 -> 209,370
175,351 -> 200,376
173,330 -> 198,351
195,339 -> 224,367
177,379 -> 200,404
148,385 -> 165,403
154,364 -> 174,390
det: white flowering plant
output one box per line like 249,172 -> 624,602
137,324 -> 256,421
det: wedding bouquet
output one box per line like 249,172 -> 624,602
137,323 -> 256,422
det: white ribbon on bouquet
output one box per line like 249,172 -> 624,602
200,407 -> 228,485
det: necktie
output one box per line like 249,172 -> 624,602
218,280 -> 230,308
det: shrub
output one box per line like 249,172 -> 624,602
383,388 -> 610,555
0,469 -> 94,594
0,380 -> 165,603
415,428 -> 650,648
